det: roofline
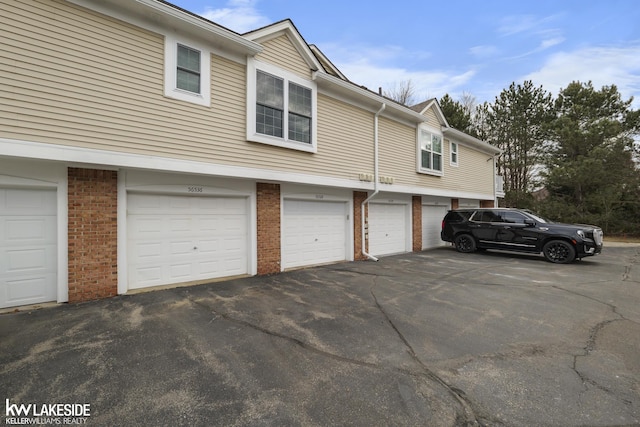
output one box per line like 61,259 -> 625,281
312,72 -> 428,123
442,127 -> 501,155
148,0 -> 263,54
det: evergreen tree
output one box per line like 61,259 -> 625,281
540,81 -> 640,233
439,94 -> 473,134
486,81 -> 554,208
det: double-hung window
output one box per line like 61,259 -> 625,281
418,126 -> 443,175
176,44 -> 201,93
248,60 -> 317,152
164,36 -> 211,107
450,142 -> 459,166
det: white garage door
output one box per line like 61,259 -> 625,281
282,200 -> 347,269
0,188 -> 57,308
368,203 -> 407,256
422,205 -> 448,249
127,193 -> 248,290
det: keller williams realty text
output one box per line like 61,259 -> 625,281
5,400 -> 90,424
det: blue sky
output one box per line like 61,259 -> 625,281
171,0 -> 640,108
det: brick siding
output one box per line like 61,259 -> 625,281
67,168 -> 118,303
257,182 -> 281,274
412,196 -> 422,251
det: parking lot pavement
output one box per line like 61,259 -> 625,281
1,245 -> 639,426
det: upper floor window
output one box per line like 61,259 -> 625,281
450,142 -> 459,166
248,59 -> 317,153
164,36 -> 211,107
177,44 -> 201,93
418,126 -> 443,175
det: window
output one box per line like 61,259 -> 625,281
248,60 -> 317,152
450,142 -> 458,166
176,44 -> 200,93
256,71 -> 284,137
418,126 -> 443,175
501,211 -> 529,224
164,36 -> 211,107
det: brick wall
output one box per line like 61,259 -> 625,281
412,196 -> 422,251
451,198 -> 459,210
257,183 -> 281,274
480,199 -> 495,208
353,191 -> 368,260
68,168 -> 118,303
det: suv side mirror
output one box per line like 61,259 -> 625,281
524,219 -> 536,227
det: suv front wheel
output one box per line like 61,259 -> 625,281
454,234 -> 477,253
542,240 -> 576,263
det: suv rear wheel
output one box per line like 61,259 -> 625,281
454,234 -> 476,253
542,240 -> 575,263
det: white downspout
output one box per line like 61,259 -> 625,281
361,103 -> 386,261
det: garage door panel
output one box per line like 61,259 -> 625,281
422,205 -> 448,249
127,194 -> 248,290
5,274 -> 56,305
283,200 -> 347,269
369,203 -> 407,256
1,189 -> 57,308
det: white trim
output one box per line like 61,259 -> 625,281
0,138 -> 495,200
117,169 -> 127,295
246,59 -> 318,153
368,195 -> 413,255
66,0 -> 262,57
0,162 -> 68,304
164,35 -> 211,107
117,171 -> 257,293
417,124 -> 444,176
450,141 -> 459,167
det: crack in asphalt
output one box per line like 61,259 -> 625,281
184,289 -> 487,426
368,276 -> 483,427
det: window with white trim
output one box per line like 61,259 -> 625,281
418,126 -> 443,175
248,59 -> 317,153
164,36 -> 211,107
450,141 -> 459,166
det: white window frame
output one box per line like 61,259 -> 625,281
450,141 -> 459,167
164,35 -> 211,107
247,59 -> 317,153
416,125 -> 444,176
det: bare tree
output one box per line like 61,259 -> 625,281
383,80 -> 416,106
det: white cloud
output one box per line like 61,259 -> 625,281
470,45 -> 500,59
523,44 -> 640,107
335,58 -> 476,103
199,0 -> 270,33
317,43 -> 475,102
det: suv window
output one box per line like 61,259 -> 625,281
501,211 -> 529,224
473,210 -> 502,223
445,211 -> 473,222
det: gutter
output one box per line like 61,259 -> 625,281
361,103 -> 386,261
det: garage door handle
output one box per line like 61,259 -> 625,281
193,246 -> 198,250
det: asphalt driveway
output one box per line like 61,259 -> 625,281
1,244 -> 639,426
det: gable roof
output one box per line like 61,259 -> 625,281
243,19 -> 322,72
410,98 -> 450,128
309,44 -> 347,80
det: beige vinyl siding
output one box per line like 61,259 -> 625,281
444,142 -> 494,195
378,119 -> 494,196
255,35 -> 312,79
424,107 -> 441,128
378,117 -> 415,180
1,1 -> 372,181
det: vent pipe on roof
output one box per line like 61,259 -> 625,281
361,102 -> 386,262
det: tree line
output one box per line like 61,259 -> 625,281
436,81 -> 640,236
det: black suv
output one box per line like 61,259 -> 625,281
441,208 -> 603,263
